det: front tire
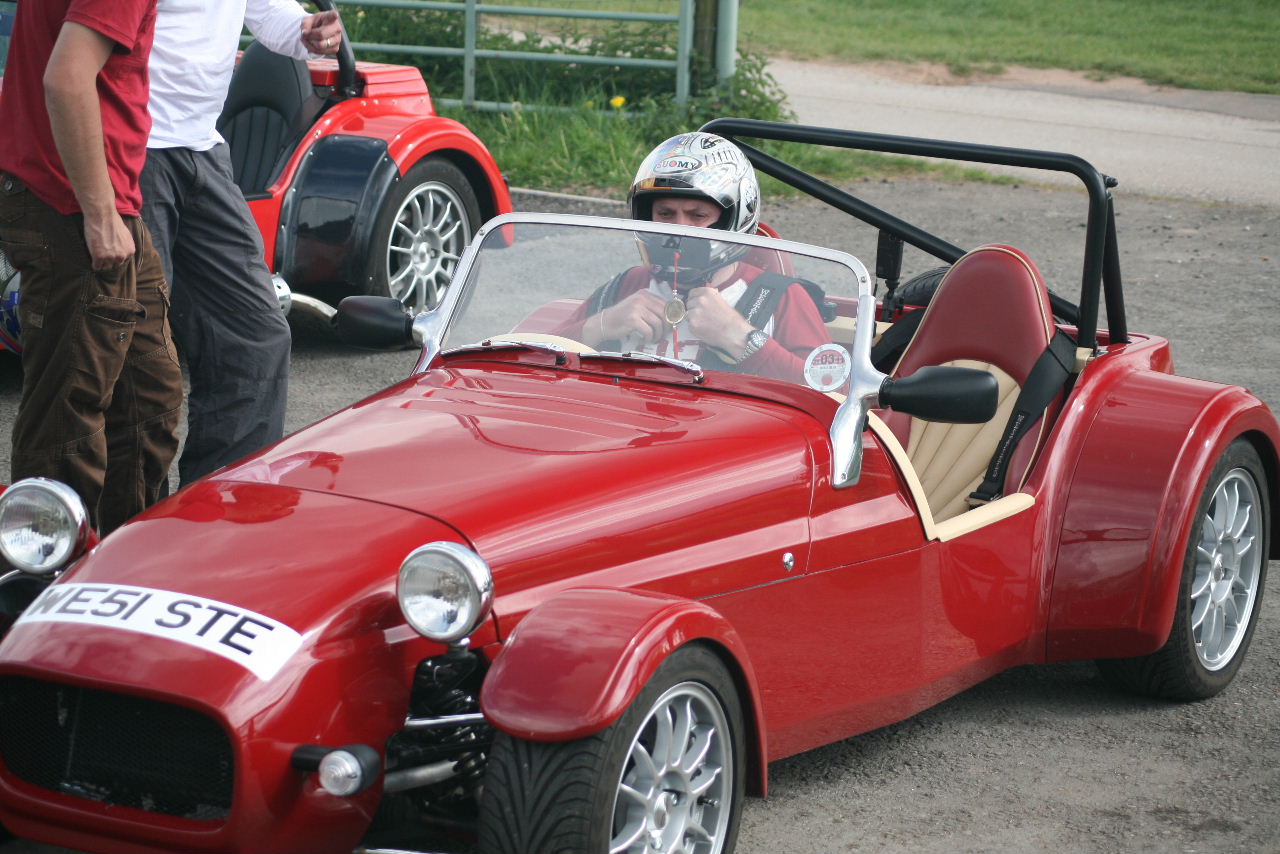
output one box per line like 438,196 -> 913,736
479,644 -> 745,854
365,157 -> 480,315
1097,439 -> 1270,699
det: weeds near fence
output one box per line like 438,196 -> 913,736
341,5 -> 962,194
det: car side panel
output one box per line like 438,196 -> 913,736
1047,367 -> 1280,660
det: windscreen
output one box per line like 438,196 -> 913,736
442,217 -> 870,394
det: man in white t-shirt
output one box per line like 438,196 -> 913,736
139,0 -> 342,487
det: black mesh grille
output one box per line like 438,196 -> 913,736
0,676 -> 234,821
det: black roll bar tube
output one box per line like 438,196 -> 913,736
701,118 -> 1129,350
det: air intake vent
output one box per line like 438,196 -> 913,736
0,676 -> 234,821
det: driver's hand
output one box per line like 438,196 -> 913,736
591,290 -> 668,346
686,287 -> 753,354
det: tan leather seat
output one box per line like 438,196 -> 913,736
879,245 -> 1058,522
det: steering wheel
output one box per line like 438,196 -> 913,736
498,333 -> 598,355
313,0 -> 358,98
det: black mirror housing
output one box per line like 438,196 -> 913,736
879,365 -> 998,424
334,296 -> 414,349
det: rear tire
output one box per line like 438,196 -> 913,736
1097,439 -> 1269,699
364,157 -> 480,315
478,644 -> 745,854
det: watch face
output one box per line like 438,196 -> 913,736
746,329 -> 769,350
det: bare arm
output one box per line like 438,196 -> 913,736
44,21 -> 132,270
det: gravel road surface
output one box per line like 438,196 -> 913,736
2,176 -> 1275,854
768,59 -> 1280,206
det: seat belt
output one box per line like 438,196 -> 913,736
967,329 -> 1077,506
869,307 -> 926,373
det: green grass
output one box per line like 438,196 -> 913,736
341,0 -> 1279,194
741,0 -> 1280,95
446,102 -> 1001,196
431,0 -> 1279,95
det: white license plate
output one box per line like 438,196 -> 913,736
16,583 -> 303,681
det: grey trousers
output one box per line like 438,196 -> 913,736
140,144 -> 291,486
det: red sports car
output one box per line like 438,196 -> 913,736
0,0 -> 511,355
0,120 -> 1274,854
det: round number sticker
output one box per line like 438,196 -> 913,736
803,343 -> 852,392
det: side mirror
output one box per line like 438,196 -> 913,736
879,365 -> 998,424
334,296 -> 414,349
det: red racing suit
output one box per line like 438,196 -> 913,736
557,263 -> 831,385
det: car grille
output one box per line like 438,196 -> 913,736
0,676 -> 234,821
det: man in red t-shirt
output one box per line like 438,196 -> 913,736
0,0 -> 182,533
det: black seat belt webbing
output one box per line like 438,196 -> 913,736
968,329 -> 1077,505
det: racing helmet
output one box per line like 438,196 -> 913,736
629,132 -> 760,282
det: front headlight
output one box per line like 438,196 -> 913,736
0,478 -> 91,575
397,542 -> 493,643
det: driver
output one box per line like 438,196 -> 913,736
564,132 -> 831,383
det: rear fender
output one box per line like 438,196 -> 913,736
481,587 -> 769,795
382,117 -> 512,224
1048,371 -> 1280,660
275,134 -> 400,296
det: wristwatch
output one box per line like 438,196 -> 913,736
737,328 -> 770,362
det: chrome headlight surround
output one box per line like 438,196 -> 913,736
0,478 -> 91,576
397,542 -> 494,643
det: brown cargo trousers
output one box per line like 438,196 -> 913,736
0,174 -> 182,533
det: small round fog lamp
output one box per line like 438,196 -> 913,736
0,478 -> 90,575
319,750 -> 365,797
317,745 -> 381,797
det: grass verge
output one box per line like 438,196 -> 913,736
343,0 -> 1277,197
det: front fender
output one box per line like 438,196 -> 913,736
480,588 -> 768,791
1048,371 -> 1280,660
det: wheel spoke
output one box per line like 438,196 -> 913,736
394,220 -> 416,241
685,819 -> 714,844
1236,531 -> 1256,561
1202,604 -> 1224,655
432,199 -> 457,230
1190,565 -> 1213,600
609,816 -> 647,854
670,699 -> 696,768
681,723 -> 715,774
1224,481 -> 1241,530
1211,490 -> 1231,539
688,763 -> 722,798
1230,503 -> 1254,541
1190,592 -> 1210,631
438,218 -> 462,243
1222,594 -> 1240,629
618,781 -> 649,809
389,264 -> 412,287
389,244 -> 413,256
651,706 -> 677,773
409,196 -> 426,232
629,738 -> 660,783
